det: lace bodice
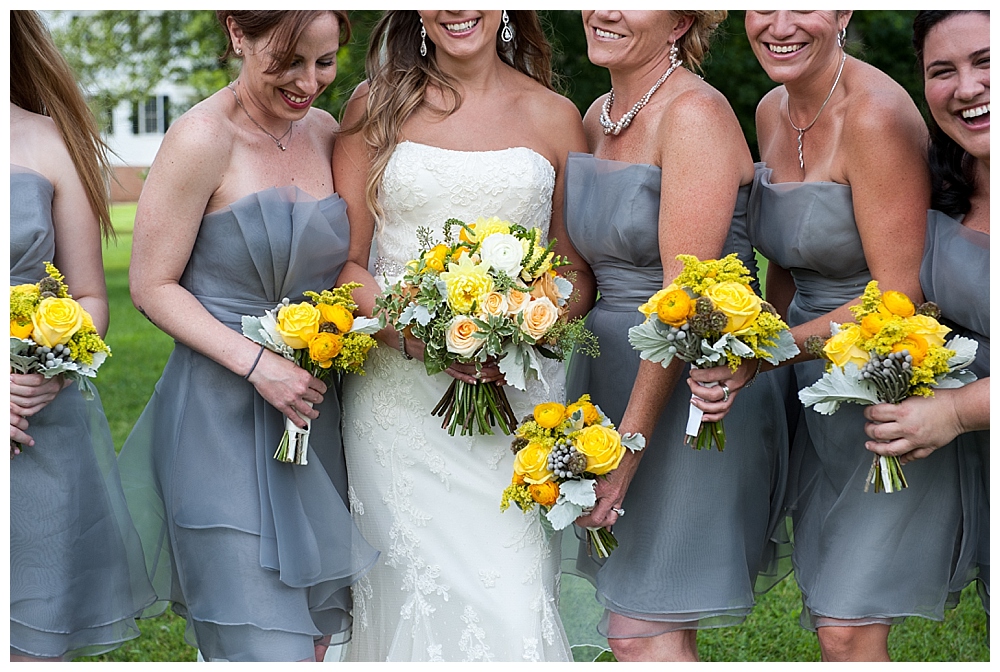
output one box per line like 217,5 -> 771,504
373,141 -> 556,286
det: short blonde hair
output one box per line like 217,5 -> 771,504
675,11 -> 727,71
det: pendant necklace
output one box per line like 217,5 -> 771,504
228,82 -> 293,151
599,58 -> 683,136
786,50 -> 847,171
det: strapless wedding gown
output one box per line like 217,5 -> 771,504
342,141 -> 571,662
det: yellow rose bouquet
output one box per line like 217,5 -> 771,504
9,262 -> 112,457
375,217 -> 597,436
628,254 -> 799,451
501,395 -> 645,558
241,283 -> 378,464
799,281 -> 978,493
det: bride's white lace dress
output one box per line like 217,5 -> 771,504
342,141 -> 572,662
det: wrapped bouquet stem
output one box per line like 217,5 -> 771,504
275,403 -> 313,465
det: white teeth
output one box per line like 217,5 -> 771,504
284,92 -> 309,104
961,104 -> 990,120
768,44 -> 803,54
595,28 -> 623,40
444,19 -> 478,32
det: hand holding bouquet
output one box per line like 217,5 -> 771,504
628,254 -> 799,450
10,262 -> 112,457
501,395 -> 645,558
242,283 -> 378,464
376,217 -> 597,436
799,281 -> 978,493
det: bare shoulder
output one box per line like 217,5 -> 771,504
149,92 -> 234,177
843,61 -> 926,150
581,95 -> 606,149
659,75 -> 742,140
754,85 -> 785,142
9,106 -> 70,178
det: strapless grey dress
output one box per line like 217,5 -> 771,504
564,153 -> 792,637
10,167 -> 155,659
749,164 -> 965,629
921,210 -> 990,615
116,187 -> 378,661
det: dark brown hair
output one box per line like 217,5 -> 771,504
10,10 -> 114,240
216,10 -> 351,74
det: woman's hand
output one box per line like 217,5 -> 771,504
247,350 -> 326,428
864,394 -> 963,464
10,409 -> 33,451
575,451 -> 640,530
687,358 -> 759,422
9,373 -> 68,418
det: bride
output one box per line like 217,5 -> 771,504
333,10 -> 592,662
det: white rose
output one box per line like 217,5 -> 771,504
478,233 -> 524,279
445,315 -> 484,358
520,296 -> 560,340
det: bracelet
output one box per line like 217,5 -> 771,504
399,331 -> 413,360
743,359 -> 763,389
244,344 -> 266,379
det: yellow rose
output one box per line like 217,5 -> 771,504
655,288 -> 693,327
573,424 -> 625,476
480,291 -> 509,318
881,290 -> 915,318
318,303 -> 354,334
445,315 -> 483,358
566,399 -> 600,425
529,272 -> 563,308
10,319 -> 33,339
534,402 -> 566,429
308,332 -> 343,368
506,288 -> 531,315
529,481 -> 560,507
703,281 -> 762,334
823,324 -> 869,369
520,297 -> 560,340
513,441 -> 554,484
440,254 -> 494,314
638,285 -> 675,318
905,314 -> 951,349
424,244 -> 451,273
31,297 -> 84,347
276,302 -> 321,349
892,333 -> 929,365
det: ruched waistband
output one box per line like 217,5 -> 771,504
194,294 -> 280,331
788,269 -> 871,322
592,265 -> 663,310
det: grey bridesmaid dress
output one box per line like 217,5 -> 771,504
920,210 -> 990,615
10,166 -> 155,659
116,187 -> 378,661
564,153 -> 792,638
749,164 -> 965,629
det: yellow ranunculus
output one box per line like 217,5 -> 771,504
276,302 -> 321,349
513,441 -> 554,484
318,303 -> 354,334
31,297 -> 84,347
424,244 -> 451,272
638,285 -> 674,318
905,314 -> 951,349
703,281 -> 762,334
534,402 -> 566,429
573,424 -> 624,476
892,333 -> 929,365
529,481 -> 560,507
461,216 -> 510,244
823,324 -> 869,369
566,399 -> 600,425
308,332 -> 343,368
881,290 -> 915,317
860,311 -> 889,338
655,288 -> 692,327
440,254 -> 494,314
10,319 -> 33,339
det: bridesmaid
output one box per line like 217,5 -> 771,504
116,11 -> 377,661
10,10 -> 154,660
567,10 -> 791,661
727,10 -> 956,661
865,9 -> 989,618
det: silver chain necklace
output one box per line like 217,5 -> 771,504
228,82 -> 293,151
600,59 -> 682,136
786,51 -> 847,170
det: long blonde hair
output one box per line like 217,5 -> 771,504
346,11 -> 554,219
11,10 -> 114,240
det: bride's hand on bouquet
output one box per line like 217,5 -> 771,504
687,358 -> 759,422
446,358 -> 505,386
575,451 -> 639,529
247,350 -> 326,428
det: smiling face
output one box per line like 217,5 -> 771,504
922,12 -> 990,163
233,12 -> 341,123
581,10 -> 684,71
418,10 -> 503,64
744,10 -> 851,85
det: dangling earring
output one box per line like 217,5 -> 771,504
668,41 -> 681,69
837,26 -> 847,49
501,10 -> 514,43
420,17 -> 428,57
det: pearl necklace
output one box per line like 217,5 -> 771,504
786,51 -> 847,170
600,59 -> 682,136
228,82 -> 293,151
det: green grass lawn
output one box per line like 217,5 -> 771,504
90,204 -> 988,662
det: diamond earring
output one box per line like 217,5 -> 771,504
420,17 -> 428,57
501,10 -> 513,43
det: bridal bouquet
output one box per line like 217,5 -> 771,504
9,262 -> 112,457
799,281 -> 978,493
375,217 -> 597,436
501,395 -> 645,558
628,253 -> 799,451
242,283 -> 378,465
